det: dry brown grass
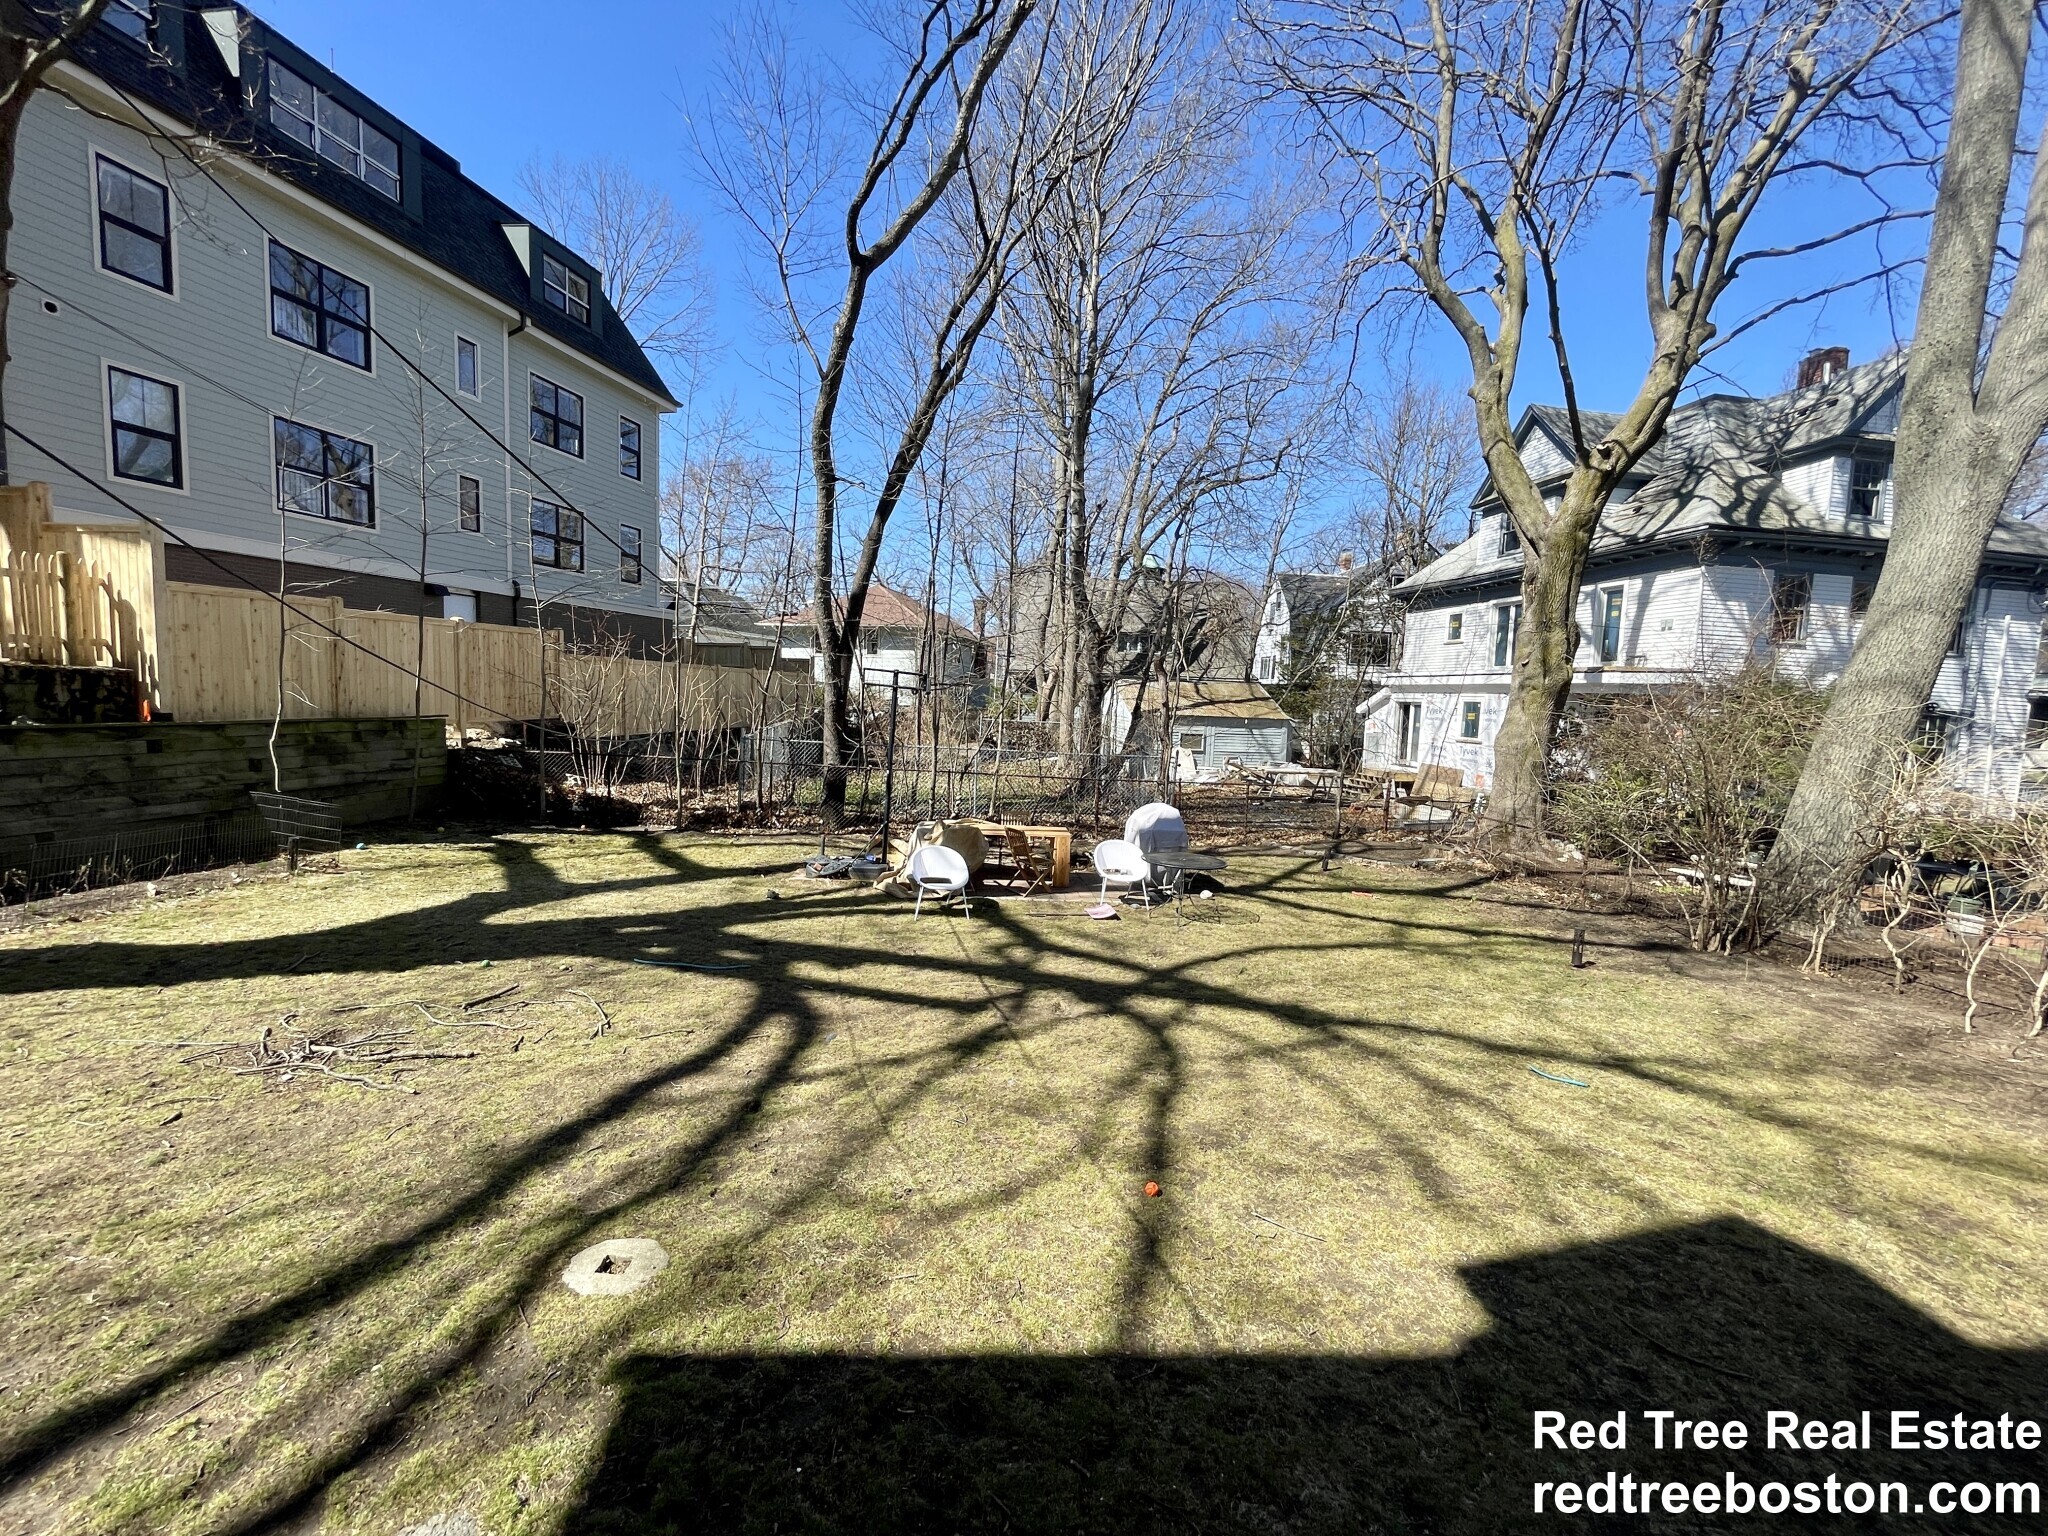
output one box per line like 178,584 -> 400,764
0,832 -> 2042,1534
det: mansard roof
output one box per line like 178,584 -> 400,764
51,2 -> 675,406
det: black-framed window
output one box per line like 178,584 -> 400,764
620,523 -> 643,584
530,499 -> 584,570
619,417 -> 642,479
530,374 -> 583,456
456,336 -> 479,396
542,253 -> 591,324
1598,587 -> 1624,664
458,474 -> 482,533
269,242 -> 370,369
107,367 -> 182,488
267,59 -> 400,199
1459,701 -> 1482,740
104,0 -> 152,41
274,417 -> 375,526
1850,452 -> 1890,518
1770,573 -> 1811,644
95,155 -> 171,292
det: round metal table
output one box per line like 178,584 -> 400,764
1142,847 -> 1228,918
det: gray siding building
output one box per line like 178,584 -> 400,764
8,3 -> 675,644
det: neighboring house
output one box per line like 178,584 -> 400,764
1254,548 -> 1436,765
1104,679 -> 1293,778
1252,550 -> 1423,687
7,3 -> 676,651
662,581 -> 787,671
779,583 -> 984,695
1364,348 -> 2048,802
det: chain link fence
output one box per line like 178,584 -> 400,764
509,673 -> 1386,848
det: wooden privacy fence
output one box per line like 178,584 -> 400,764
166,583 -> 792,732
0,485 -> 166,700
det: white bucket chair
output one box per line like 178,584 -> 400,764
1091,838 -> 1154,903
907,843 -> 972,918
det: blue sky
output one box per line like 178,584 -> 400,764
248,0 -> 1932,522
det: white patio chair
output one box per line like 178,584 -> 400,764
1092,838 -> 1154,903
907,843 -> 971,918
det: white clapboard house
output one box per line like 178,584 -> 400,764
1361,348 -> 2048,803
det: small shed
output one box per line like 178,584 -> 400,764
1104,679 -> 1294,775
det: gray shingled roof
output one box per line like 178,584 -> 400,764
665,583 -> 783,650
1401,352 -> 2048,593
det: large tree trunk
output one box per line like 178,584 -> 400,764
1765,0 -> 2048,916
1486,542 -> 1578,846
1480,477 -> 1607,853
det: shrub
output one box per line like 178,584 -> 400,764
1552,669 -> 1825,951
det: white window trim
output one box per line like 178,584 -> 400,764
455,333 -> 482,398
1772,573 -> 1813,647
456,472 -> 485,536
87,145 -> 180,301
1459,700 -> 1482,740
541,252 -> 592,324
269,411 -> 379,530
1445,611 -> 1463,644
101,357 -> 190,497
1596,585 -> 1625,665
1492,602 -> 1521,669
528,370 -> 585,459
263,237 -> 377,377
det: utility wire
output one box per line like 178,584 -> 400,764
89,74 -> 652,567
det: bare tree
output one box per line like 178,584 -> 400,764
516,154 -> 713,361
0,1 -> 109,480
1331,374 -> 1478,566
1247,0 -> 1937,855
1000,0 -> 1319,758
699,0 -> 1046,814
1767,0 -> 2048,915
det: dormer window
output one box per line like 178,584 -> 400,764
267,60 -> 401,201
105,0 -> 153,41
543,254 -> 591,324
1497,516 -> 1521,557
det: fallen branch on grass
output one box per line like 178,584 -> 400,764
169,1019 -> 476,1094
568,989 -> 611,1036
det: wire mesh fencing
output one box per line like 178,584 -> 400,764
0,806 -> 278,904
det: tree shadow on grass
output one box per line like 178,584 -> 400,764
0,838 -> 2040,1530
571,1218 -> 2048,1535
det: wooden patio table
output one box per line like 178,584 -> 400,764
970,821 -> 1073,889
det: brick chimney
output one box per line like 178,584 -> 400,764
1798,346 -> 1849,388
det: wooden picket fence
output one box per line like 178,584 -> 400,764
164,583 -> 791,732
0,485 -> 166,699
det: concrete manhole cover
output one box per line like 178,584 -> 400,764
561,1237 -> 669,1296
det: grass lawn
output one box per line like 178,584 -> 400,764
0,832 -> 2043,1534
